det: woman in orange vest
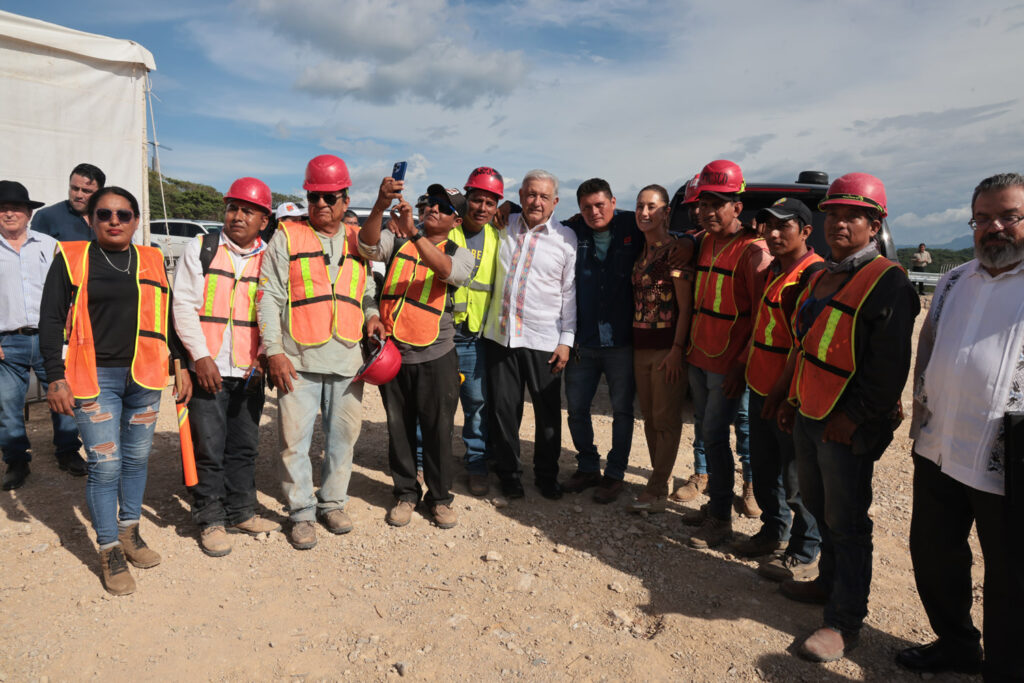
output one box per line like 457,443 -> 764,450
40,187 -> 192,596
776,174 -> 918,662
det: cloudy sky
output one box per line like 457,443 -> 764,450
7,0 -> 1023,246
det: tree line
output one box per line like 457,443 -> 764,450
148,171 -> 300,221
895,246 -> 974,273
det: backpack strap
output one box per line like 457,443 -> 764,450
199,232 -> 220,276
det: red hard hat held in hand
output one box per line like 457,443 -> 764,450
354,334 -> 401,385
224,177 -> 272,212
464,167 -> 504,198
304,154 -> 352,192
696,159 -> 745,195
818,173 -> 888,218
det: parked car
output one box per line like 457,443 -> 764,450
669,171 -> 897,260
150,219 -> 221,269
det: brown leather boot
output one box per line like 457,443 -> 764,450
117,523 -> 161,568
670,473 -> 708,503
99,545 -> 136,596
735,481 -> 761,518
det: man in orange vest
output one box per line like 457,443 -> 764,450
359,180 -> 474,529
777,173 -> 918,662
258,155 -> 385,550
172,178 -> 281,557
734,199 -> 824,581
685,160 -> 771,549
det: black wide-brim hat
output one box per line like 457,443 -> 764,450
0,180 -> 45,209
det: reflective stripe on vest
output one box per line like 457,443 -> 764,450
448,223 -> 498,333
60,241 -> 170,399
379,239 -> 449,347
790,256 -> 898,419
745,251 -> 824,396
689,232 -> 763,357
198,241 -> 263,369
281,221 -> 367,346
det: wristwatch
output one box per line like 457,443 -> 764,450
410,231 -> 424,241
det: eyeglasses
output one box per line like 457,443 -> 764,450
306,192 -> 346,206
968,215 -> 1024,231
427,196 -> 458,216
94,208 -> 135,223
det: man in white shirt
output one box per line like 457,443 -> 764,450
483,169 -> 577,500
899,173 -> 1024,680
172,178 -> 281,557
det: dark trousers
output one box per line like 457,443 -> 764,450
486,341 -> 562,482
381,350 -> 459,507
910,453 -> 1023,681
912,266 -> 926,295
187,375 -> 265,528
748,392 -> 820,563
793,414 -> 876,635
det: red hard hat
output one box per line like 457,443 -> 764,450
696,160 -> 745,196
464,167 -> 504,198
818,172 -> 888,218
224,177 -> 272,212
303,154 -> 352,192
681,174 -> 700,205
354,334 -> 401,385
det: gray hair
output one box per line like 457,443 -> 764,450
972,172 -> 1024,212
522,169 -> 559,197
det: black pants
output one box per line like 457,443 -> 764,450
912,266 -> 926,295
187,375 -> 265,528
485,341 -> 562,482
381,350 -> 459,507
909,453 -> 1023,680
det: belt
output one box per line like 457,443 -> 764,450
1,327 -> 38,335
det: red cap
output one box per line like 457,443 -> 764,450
224,177 -> 272,212
303,154 -> 352,192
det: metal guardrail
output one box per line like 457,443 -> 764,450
908,271 -> 942,287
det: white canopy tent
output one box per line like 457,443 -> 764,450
0,10 -> 156,240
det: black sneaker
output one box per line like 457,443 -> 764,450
57,452 -> 87,477
2,462 -> 30,490
536,477 -> 563,500
499,476 -> 525,499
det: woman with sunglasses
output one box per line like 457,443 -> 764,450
629,184 -> 694,512
40,186 -> 191,596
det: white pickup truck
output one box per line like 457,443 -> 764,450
149,219 -> 221,272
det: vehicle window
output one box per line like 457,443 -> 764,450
168,222 -> 190,237
150,222 -> 167,236
185,224 -> 204,238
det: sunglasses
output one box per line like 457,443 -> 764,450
427,196 -> 458,216
94,208 -> 135,223
307,192 -> 346,206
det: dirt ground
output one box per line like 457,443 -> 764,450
1,298 -> 986,682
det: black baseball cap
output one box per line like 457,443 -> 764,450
426,184 -> 466,218
756,197 -> 812,226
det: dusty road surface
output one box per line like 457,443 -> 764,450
1,302 -> 986,681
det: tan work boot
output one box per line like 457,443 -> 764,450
735,481 -> 761,518
386,500 -> 416,527
319,508 -> 353,535
759,553 -> 820,583
288,520 -> 317,550
117,523 -> 161,568
200,526 -> 232,557
432,504 -> 458,529
99,545 -> 136,596
687,515 -> 733,549
231,516 -> 281,535
670,473 -> 708,503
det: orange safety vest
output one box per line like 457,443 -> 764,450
280,221 -> 367,346
197,242 -> 263,369
60,241 -> 170,399
689,231 -> 764,357
745,251 -> 824,396
789,256 -> 898,419
379,238 -> 453,347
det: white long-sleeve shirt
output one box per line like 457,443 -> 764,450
482,212 -> 577,352
172,232 -> 266,379
915,259 -> 1024,494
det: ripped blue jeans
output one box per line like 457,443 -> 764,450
73,367 -> 162,545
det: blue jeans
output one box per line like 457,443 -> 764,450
690,388 -> 751,481
0,333 -> 80,464
73,367 -> 162,546
793,413 -> 875,635
455,337 -> 489,475
565,345 -> 634,480
277,371 -> 362,521
688,365 -> 741,519
748,392 -> 820,562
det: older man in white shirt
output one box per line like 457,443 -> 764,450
483,169 -> 577,500
899,173 -> 1024,680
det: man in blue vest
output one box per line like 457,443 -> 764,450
561,179 -> 642,503
449,168 -> 504,496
